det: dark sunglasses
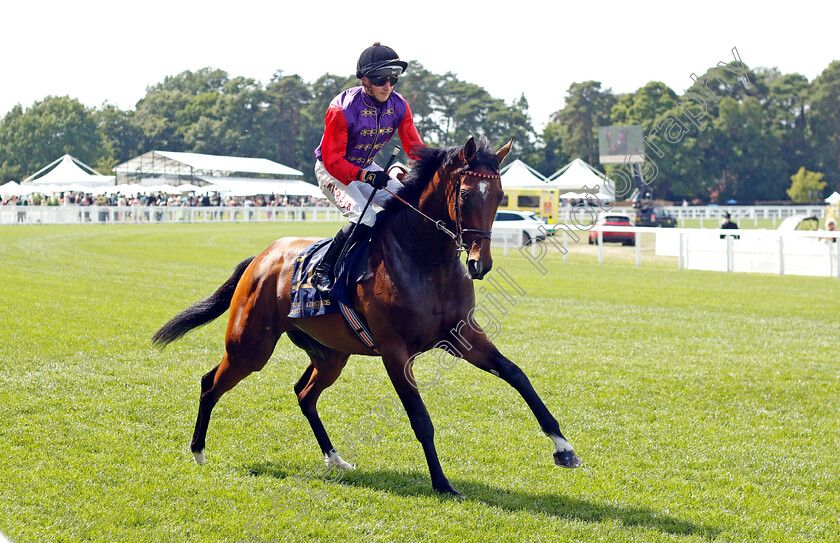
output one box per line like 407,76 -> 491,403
368,74 -> 399,87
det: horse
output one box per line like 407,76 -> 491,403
153,136 -> 580,497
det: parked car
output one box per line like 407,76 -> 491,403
589,214 -> 636,246
635,204 -> 676,227
492,210 -> 547,245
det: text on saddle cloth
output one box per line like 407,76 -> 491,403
288,237 -> 378,352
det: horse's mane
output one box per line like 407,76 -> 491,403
384,137 -> 500,212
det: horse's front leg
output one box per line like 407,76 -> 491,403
380,346 -> 462,497
460,333 -> 581,468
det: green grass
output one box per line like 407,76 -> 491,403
1,223 -> 838,542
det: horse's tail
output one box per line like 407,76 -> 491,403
152,256 -> 256,348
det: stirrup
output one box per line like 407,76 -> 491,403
312,265 -> 334,295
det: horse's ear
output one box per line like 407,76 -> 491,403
496,138 -> 514,166
459,137 -> 477,165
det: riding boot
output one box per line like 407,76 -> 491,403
312,222 -> 370,295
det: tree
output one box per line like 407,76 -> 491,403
0,96 -> 101,182
709,97 -> 784,201
787,167 -> 826,202
608,81 -> 683,199
534,121 -> 569,176
550,81 -> 616,166
398,62 -> 447,145
297,73 -> 356,181
810,61 -> 840,190
484,94 -> 537,161
94,103 -> 145,166
133,68 -> 232,152
761,70 -> 813,181
610,81 -> 678,132
264,72 -> 312,171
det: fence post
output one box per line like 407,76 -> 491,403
597,229 -> 603,265
562,230 -> 568,263
678,232 -> 684,271
636,229 -> 641,268
726,235 -> 733,273
779,235 -> 784,276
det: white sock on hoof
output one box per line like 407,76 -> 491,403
324,451 -> 355,470
549,434 -> 574,453
193,449 -> 206,464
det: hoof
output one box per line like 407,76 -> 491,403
553,449 -> 580,468
434,485 -> 465,499
192,448 -> 206,464
324,451 -> 355,470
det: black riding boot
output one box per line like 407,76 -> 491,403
312,222 -> 370,295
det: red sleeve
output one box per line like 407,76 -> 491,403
398,101 -> 426,160
321,105 -> 361,185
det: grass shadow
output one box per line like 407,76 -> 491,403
243,461 -> 718,538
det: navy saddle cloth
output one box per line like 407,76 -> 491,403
288,237 -> 372,319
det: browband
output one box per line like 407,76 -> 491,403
462,170 -> 501,179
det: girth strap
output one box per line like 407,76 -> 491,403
338,302 -> 380,354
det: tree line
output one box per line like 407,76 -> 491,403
0,59 -> 837,203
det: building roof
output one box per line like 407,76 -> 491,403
195,176 -> 324,198
114,150 -> 304,179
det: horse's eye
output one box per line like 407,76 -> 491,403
460,190 -> 469,202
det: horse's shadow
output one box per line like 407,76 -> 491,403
245,461 -> 717,538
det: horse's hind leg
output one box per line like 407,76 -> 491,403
288,331 -> 353,469
190,325 -> 281,463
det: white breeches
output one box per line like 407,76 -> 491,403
315,160 -> 404,227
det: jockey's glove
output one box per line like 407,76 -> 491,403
361,170 -> 390,189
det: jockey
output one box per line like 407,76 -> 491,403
312,41 -> 426,294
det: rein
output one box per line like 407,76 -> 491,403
382,168 -> 500,259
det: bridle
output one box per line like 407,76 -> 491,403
451,168 -> 498,248
382,166 -> 500,258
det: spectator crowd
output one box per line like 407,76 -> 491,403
1,191 -> 328,208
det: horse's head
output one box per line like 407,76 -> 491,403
451,137 -> 513,280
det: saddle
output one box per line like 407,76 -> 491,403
288,235 -> 378,352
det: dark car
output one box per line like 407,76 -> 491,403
634,204 -> 676,227
589,215 -> 636,246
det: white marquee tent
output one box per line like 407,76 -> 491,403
500,159 -> 549,189
1,181 -> 24,197
22,155 -> 115,187
547,158 -> 615,200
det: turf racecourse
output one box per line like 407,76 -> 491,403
1,223 -> 838,543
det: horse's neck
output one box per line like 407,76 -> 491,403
404,196 -> 460,265
371,206 -> 458,278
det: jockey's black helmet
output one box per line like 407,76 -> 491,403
356,42 -> 408,79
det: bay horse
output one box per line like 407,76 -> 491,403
153,136 -> 580,496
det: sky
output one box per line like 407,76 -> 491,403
2,0 -> 838,133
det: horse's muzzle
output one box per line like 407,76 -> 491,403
467,257 -> 492,280
467,239 -> 492,280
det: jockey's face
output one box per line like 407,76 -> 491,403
362,74 -> 397,102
